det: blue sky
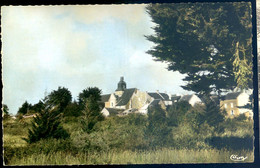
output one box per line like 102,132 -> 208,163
2,5 -> 192,115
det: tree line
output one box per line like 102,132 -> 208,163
12,86 -> 104,144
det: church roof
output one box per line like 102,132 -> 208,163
148,92 -> 170,100
224,92 -> 242,100
101,94 -> 111,102
116,88 -> 136,106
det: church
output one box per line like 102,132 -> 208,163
100,77 -> 173,116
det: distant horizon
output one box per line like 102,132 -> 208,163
2,5 -> 192,115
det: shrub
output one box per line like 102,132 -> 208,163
63,102 -> 82,117
145,105 -> 172,149
23,108 -> 69,144
205,135 -> 254,151
81,96 -> 104,133
167,101 -> 191,126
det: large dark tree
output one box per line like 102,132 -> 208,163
28,100 -> 45,114
3,104 -> 9,116
46,87 -> 72,112
81,95 -> 104,133
63,101 -> 81,117
167,101 -> 191,127
78,87 -> 102,110
17,101 -> 32,115
23,106 -> 69,144
145,105 -> 172,148
146,2 -> 252,97
3,104 -> 10,120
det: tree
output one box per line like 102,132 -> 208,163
46,87 -> 72,112
23,106 -> 69,144
145,105 -> 172,148
81,95 -> 104,133
3,104 -> 9,116
146,2 -> 252,97
199,97 -> 226,134
63,101 -> 81,117
3,104 -> 10,120
167,101 -> 191,127
17,101 -> 31,115
31,100 -> 45,113
78,87 -> 102,110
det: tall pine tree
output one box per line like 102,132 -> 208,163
23,105 -> 69,144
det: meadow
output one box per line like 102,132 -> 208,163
3,111 -> 254,165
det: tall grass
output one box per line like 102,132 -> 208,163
3,115 -> 254,165
8,148 -> 254,165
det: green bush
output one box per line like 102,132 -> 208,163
23,109 -> 69,144
4,138 -> 75,165
167,101 -> 191,126
145,105 -> 172,149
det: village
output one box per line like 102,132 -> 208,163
101,77 -> 253,119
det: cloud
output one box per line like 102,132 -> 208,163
2,5 -> 189,115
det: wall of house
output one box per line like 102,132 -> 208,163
189,95 -> 201,106
244,111 -> 253,119
237,93 -> 250,107
164,100 -> 172,106
220,99 -> 240,117
130,90 -> 151,109
109,94 -> 117,108
105,102 -> 110,108
101,108 -> 109,117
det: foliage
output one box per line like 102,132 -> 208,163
23,107 -> 69,144
63,101 -> 81,117
17,101 -> 32,115
3,103 -> 254,165
81,96 -> 104,133
167,101 -> 191,126
146,2 -> 252,96
3,104 -> 10,120
223,115 -> 253,137
206,135 -> 253,150
3,104 -> 9,115
3,138 -> 74,165
46,87 -> 72,112
5,148 -> 254,165
78,87 -> 102,110
198,96 -> 226,134
145,105 -> 172,148
30,100 -> 45,113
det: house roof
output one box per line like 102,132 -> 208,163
149,99 -> 162,106
105,108 -> 123,115
148,92 -> 170,100
171,95 -> 181,101
180,95 -> 193,102
116,88 -> 137,106
101,94 -> 111,102
224,92 -> 242,100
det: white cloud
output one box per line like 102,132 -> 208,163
2,5 -> 188,115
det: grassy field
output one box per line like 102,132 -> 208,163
6,148 -> 254,165
3,116 -> 254,165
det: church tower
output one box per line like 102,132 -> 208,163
115,77 -> 126,97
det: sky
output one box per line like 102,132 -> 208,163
2,5 -> 192,115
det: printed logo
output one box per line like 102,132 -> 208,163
230,154 -> 247,161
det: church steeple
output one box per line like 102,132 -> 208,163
116,77 -> 126,91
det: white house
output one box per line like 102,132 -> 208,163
179,94 -> 202,106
